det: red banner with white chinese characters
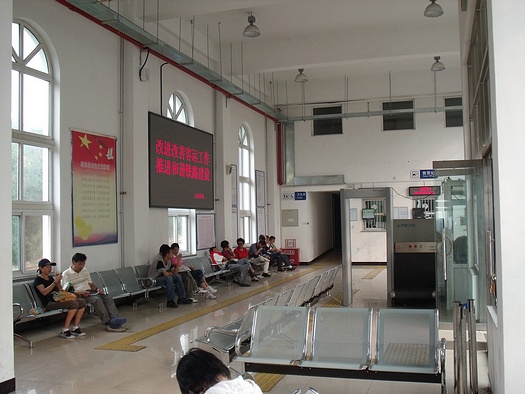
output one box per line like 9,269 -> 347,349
71,130 -> 117,246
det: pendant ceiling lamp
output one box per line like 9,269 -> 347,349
295,68 -> 308,83
243,12 -> 260,37
424,0 -> 444,17
431,56 -> 445,72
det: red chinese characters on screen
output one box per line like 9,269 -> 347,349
155,139 -> 211,181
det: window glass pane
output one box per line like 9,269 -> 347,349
313,106 -> 343,135
26,48 -> 49,73
382,100 -> 414,131
23,214 -> 51,273
445,97 -> 463,127
241,182 -> 251,211
177,216 -> 188,252
12,215 -> 20,271
177,109 -> 187,124
12,143 -> 19,200
23,74 -> 49,135
22,27 -> 39,61
240,149 -> 250,177
11,70 -> 19,130
12,23 -> 20,59
22,145 -> 49,202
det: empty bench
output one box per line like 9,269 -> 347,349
236,306 -> 446,393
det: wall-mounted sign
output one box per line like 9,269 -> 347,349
295,191 -> 306,200
408,186 -> 441,196
419,169 -> 436,179
282,192 -> 294,200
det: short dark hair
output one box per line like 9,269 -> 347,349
269,236 -> 276,241
220,240 -> 229,248
159,244 -> 171,257
176,348 -> 231,394
236,237 -> 245,244
170,243 -> 179,249
72,253 -> 87,263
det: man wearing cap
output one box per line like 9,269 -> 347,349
61,253 -> 127,332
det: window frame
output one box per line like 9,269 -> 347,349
11,20 -> 54,276
238,124 -> 255,243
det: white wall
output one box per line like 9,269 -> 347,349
487,2 -> 525,392
1,0 -> 14,389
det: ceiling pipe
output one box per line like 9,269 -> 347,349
55,0 -> 283,123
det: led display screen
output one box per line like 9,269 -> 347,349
148,112 -> 214,209
408,186 -> 441,196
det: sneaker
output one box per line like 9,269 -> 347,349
289,265 -> 297,271
233,279 -> 251,287
251,276 -> 259,282
188,298 -> 199,303
166,300 -> 178,308
207,286 -> 218,293
205,292 -> 217,299
71,327 -> 86,337
109,316 -> 127,326
178,298 -> 193,305
196,288 -> 208,294
59,330 -> 74,339
107,326 -> 127,332
262,272 -> 272,277
256,275 -> 263,279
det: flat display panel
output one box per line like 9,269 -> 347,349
408,186 -> 441,196
148,112 -> 214,209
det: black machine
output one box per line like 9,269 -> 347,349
391,219 -> 436,308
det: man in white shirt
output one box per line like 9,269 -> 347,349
61,253 -> 127,332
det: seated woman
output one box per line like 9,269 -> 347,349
176,348 -> 262,394
33,258 -> 87,339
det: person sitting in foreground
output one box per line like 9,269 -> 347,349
221,240 -> 260,282
34,258 -> 87,339
176,348 -> 263,394
209,246 -> 250,287
61,253 -> 127,332
171,243 -> 217,299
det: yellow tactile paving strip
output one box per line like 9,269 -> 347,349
362,266 -> 384,279
96,266 -> 319,352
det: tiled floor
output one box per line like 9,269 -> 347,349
12,251 -> 491,393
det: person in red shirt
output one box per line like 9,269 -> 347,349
221,240 -> 260,282
209,246 -> 250,287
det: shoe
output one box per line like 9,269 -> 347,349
178,298 -> 193,305
262,272 -> 271,277
166,300 -> 178,308
71,327 -> 86,337
188,298 -> 199,303
207,286 -> 218,293
251,276 -> 259,282
289,265 -> 297,271
196,288 -> 208,294
107,326 -> 127,332
277,269 -> 285,272
233,279 -> 251,287
109,316 -> 127,326
256,275 -> 263,279
59,330 -> 74,339
205,292 -> 217,299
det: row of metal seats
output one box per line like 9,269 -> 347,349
238,305 -> 446,393
194,266 -> 340,363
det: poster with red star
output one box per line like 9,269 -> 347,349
71,130 -> 117,246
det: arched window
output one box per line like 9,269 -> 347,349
238,124 -> 255,242
11,21 -> 54,274
166,91 -> 194,253
167,92 -> 188,125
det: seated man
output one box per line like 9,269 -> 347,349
209,246 -> 250,287
148,244 -> 194,308
61,253 -> 127,332
221,240 -> 259,282
251,237 -> 286,272
240,238 -> 270,277
269,235 -> 295,270
170,243 -> 217,300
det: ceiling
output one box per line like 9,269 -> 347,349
65,0 -> 461,116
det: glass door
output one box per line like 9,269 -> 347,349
435,170 -> 487,323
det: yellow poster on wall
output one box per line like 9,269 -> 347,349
71,130 -> 117,246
